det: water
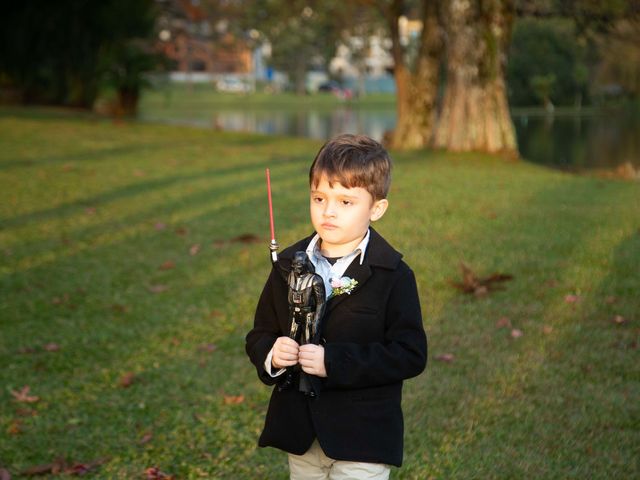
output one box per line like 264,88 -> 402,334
140,105 -> 640,171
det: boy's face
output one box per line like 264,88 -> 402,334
310,174 -> 388,257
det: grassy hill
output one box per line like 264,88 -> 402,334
1,108 -> 638,478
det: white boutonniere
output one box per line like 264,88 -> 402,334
329,276 -> 358,298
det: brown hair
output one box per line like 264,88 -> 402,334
309,134 -> 392,201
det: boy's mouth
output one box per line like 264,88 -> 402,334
321,223 -> 338,230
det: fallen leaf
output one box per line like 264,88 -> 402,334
51,293 -> 70,305
542,325 -> 554,334
15,407 -> 38,417
111,304 -> 129,314
85,207 -> 96,215
148,284 -> 169,293
564,294 -> 580,304
449,262 -> 513,296
159,260 -> 175,270
495,317 -> 511,328
21,458 -> 66,476
139,432 -> 153,445
198,343 -> 217,353
10,386 -> 39,403
133,169 -> 146,177
154,222 -> 167,231
208,310 -> 223,318
230,233 -> 261,244
43,343 -> 60,352
605,295 -> 617,304
120,372 -> 136,388
223,394 -> 245,405
175,226 -> 188,236
612,315 -> 627,325
511,328 -> 524,339
189,244 -> 201,256
0,467 -> 10,480
7,419 -> 22,435
145,467 -> 174,480
17,347 -> 37,354
434,353 -> 455,363
474,286 -> 488,297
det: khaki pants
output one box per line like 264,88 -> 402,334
288,439 -> 391,480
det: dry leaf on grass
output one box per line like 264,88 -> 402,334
198,343 -> 217,353
564,294 -> 580,303
119,372 -> 136,388
189,244 -> 201,256
43,343 -> 60,352
145,467 -> 174,480
223,394 -> 245,405
148,284 -> 169,293
511,329 -> 524,339
495,317 -> 511,328
230,233 -> 261,244
10,386 -> 39,403
159,261 -> 175,270
612,315 -> 627,325
449,262 -> 513,296
435,353 -> 455,363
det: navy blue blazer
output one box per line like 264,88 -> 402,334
245,227 -> 427,466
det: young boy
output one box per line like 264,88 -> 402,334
246,134 -> 427,479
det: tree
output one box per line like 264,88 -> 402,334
0,0 -> 162,113
432,0 -> 518,155
246,0 -> 350,94
377,0 -> 443,149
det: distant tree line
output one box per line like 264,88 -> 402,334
2,0 -> 638,154
0,0 -> 166,115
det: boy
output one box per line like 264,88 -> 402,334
246,134 -> 427,479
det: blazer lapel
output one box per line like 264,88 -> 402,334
326,259 -> 372,312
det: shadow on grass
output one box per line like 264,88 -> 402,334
398,169 -> 639,478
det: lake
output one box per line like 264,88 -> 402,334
139,102 -> 640,171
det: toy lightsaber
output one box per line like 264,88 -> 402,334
266,168 -> 279,264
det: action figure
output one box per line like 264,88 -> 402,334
280,251 -> 326,396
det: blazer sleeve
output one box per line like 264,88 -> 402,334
323,268 -> 427,390
245,268 -> 286,386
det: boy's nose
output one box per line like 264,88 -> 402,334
323,203 -> 337,218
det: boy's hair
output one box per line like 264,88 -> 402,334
309,134 -> 392,201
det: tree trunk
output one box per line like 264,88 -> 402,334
386,0 -> 442,150
432,0 -> 518,156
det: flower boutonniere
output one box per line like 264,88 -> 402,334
329,276 -> 358,298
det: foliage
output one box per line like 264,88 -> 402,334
507,17 -> 588,106
1,109 -> 639,477
244,0 -> 355,93
0,0 -> 162,111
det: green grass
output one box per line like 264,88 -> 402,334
1,107 -> 639,479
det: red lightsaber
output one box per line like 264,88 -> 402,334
265,168 -> 279,264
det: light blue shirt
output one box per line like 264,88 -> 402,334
305,229 -> 370,299
264,229 -> 371,376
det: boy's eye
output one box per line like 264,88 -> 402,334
341,200 -> 353,206
312,196 -> 324,203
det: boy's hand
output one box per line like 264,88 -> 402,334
298,344 -> 327,378
272,337 -> 299,369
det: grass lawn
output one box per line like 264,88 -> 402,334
1,107 -> 638,479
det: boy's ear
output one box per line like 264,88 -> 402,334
370,199 -> 389,222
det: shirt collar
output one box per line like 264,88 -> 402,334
306,228 -> 370,266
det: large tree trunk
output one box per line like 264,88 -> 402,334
432,0 -> 518,156
386,0 -> 442,149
